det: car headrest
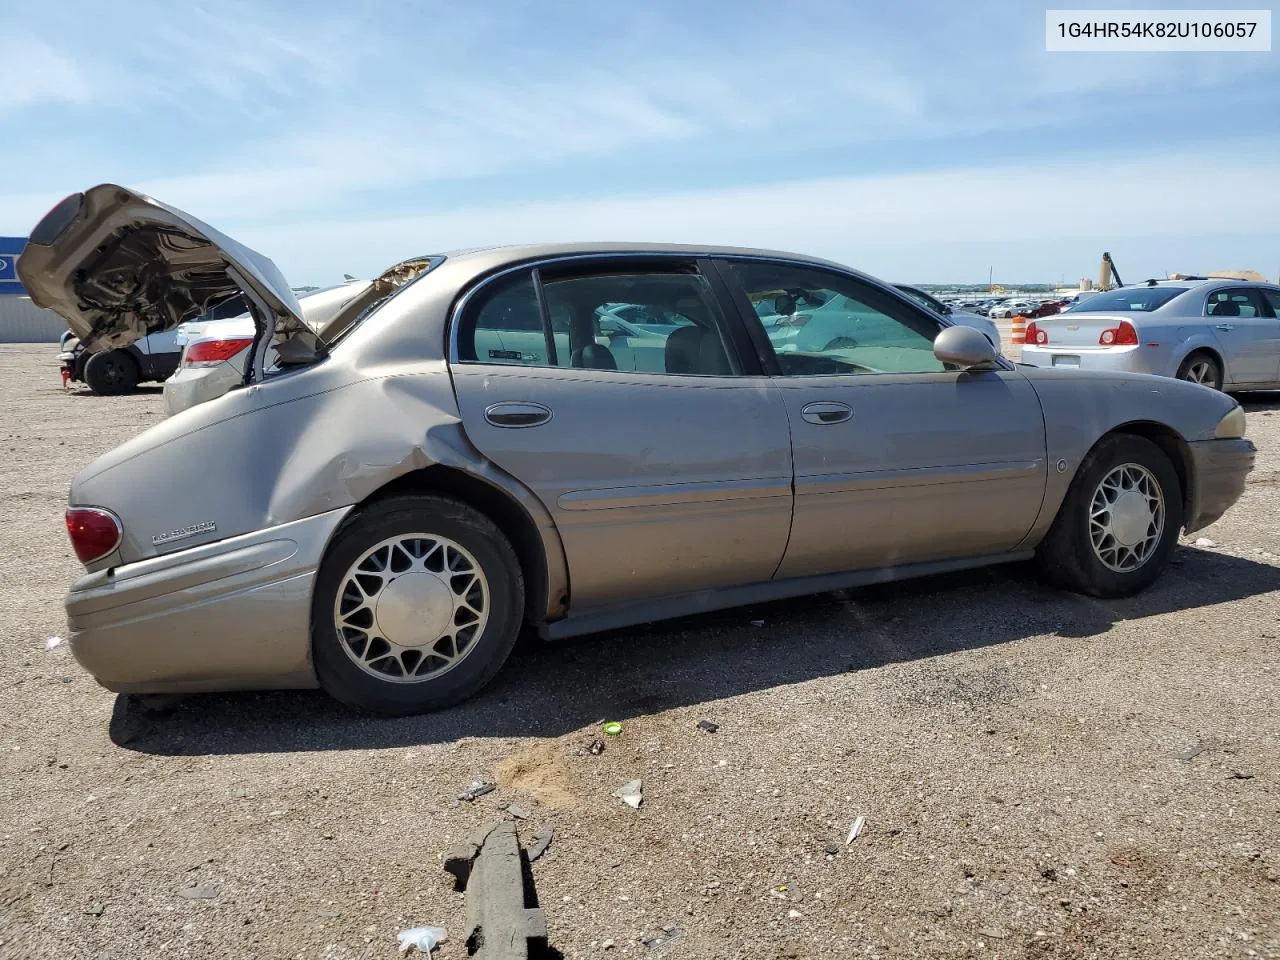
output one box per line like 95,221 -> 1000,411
664,325 -> 730,375
570,343 -> 618,370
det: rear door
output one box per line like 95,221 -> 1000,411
450,258 -> 793,611
715,258 -> 1046,579
1206,287 -> 1279,384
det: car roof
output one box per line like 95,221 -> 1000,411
429,241 -> 856,275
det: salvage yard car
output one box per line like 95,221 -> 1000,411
20,185 -> 1255,715
163,280 -> 371,414
1020,279 -> 1280,391
57,294 -> 243,395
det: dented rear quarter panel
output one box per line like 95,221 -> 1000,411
67,258 -> 571,615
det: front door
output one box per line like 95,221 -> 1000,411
450,259 -> 794,610
716,258 -> 1047,580
1205,287 -> 1279,384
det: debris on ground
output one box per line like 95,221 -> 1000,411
446,820 -> 548,959
397,926 -> 447,954
176,884 -> 219,900
84,901 -> 104,916
1228,770 -> 1255,780
1177,744 -> 1209,762
459,780 -> 498,801
602,939 -> 616,950
603,722 -> 623,737
614,779 -> 644,809
824,843 -> 840,856
788,909 -> 803,919
1194,537 -> 1217,548
749,619 -> 764,626
505,803 -> 532,820
444,823 -> 502,890
696,719 -> 719,734
588,738 -> 605,756
846,815 -> 866,844
43,636 -> 62,651
527,825 -> 554,863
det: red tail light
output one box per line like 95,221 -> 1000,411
1099,321 -> 1139,346
66,507 -> 122,564
184,336 -> 253,367
1025,321 -> 1048,345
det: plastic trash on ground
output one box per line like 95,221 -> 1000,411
397,926 -> 447,954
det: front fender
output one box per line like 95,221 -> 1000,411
1017,367 -> 1237,543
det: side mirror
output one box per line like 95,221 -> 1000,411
934,324 -> 999,369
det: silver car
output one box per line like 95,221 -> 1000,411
20,185 -> 1255,715
1020,279 -> 1280,391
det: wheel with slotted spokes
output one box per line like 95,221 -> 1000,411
1035,434 -> 1182,597
1176,351 -> 1223,390
312,495 -> 522,714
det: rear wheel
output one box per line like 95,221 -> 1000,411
1176,351 -> 1223,390
83,350 -> 139,395
1035,434 -> 1182,597
311,495 -> 523,715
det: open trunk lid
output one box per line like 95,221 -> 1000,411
17,184 -> 309,354
1028,313 -> 1140,348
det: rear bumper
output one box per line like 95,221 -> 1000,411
1185,438 -> 1256,534
65,507 -> 351,693
1020,344 -> 1169,375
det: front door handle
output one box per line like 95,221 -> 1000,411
1215,323 -> 1235,332
800,400 -> 853,425
484,401 -> 553,428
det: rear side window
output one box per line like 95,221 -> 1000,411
1205,289 -> 1266,319
1262,289 -> 1280,315
456,264 -> 741,376
458,272 -> 551,365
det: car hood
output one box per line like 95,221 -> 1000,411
17,184 -> 309,353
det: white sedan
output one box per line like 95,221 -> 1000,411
164,280 -> 370,414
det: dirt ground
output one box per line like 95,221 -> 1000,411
0,342 -> 1276,960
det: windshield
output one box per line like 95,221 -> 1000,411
1066,287 -> 1187,313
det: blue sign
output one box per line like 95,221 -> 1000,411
0,237 -> 28,295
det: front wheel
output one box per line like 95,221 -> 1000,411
1035,434 -> 1182,598
1176,351 -> 1223,390
311,494 -> 524,715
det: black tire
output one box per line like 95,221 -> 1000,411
1035,434 -> 1182,598
311,494 -> 523,715
83,350 -> 140,395
1175,351 -> 1223,391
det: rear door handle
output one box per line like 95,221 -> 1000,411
1215,323 -> 1235,332
800,400 -> 853,425
484,401 -> 553,428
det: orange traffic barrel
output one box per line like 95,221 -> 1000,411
1010,315 -> 1027,345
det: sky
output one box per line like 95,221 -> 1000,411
1,0 -> 1278,285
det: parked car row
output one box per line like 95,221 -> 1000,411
18,184 -> 1255,714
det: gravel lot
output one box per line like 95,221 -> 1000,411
0,342 -> 1276,960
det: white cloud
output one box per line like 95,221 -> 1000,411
224,145 -> 1279,283
0,32 -> 92,113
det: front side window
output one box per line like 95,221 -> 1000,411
1206,288 -> 1265,319
1261,289 -> 1280,315
724,260 -> 944,376
456,264 -> 739,375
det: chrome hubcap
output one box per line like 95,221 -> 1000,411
1184,360 -> 1214,385
334,534 -> 488,683
1089,463 -> 1164,573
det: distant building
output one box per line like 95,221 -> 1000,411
0,237 -> 66,342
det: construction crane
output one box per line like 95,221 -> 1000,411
1099,252 -> 1123,291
